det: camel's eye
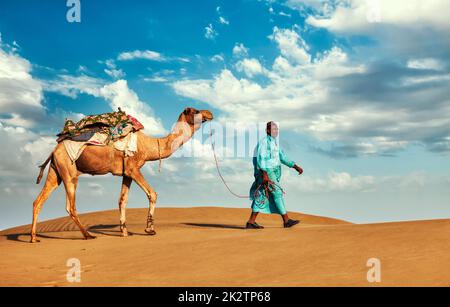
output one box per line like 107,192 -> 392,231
195,110 -> 200,114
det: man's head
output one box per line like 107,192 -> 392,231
266,121 -> 279,138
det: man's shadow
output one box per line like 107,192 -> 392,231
183,223 -> 245,230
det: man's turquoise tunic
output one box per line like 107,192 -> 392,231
249,135 -> 295,215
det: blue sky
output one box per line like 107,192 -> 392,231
1,0 -> 450,229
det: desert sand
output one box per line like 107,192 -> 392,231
1,207 -> 450,287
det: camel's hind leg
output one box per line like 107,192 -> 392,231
52,144 -> 95,240
30,166 -> 61,243
118,176 -> 132,237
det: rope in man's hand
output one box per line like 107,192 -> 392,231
210,123 -> 249,199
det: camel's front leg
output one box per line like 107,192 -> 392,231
64,178 -> 96,240
118,176 -> 132,237
130,170 -> 157,235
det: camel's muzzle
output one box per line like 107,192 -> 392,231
201,110 -> 214,123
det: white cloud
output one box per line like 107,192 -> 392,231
0,123 -> 55,177
205,24 -> 218,40
401,74 -> 450,87
118,50 -> 165,61
295,171 -> 375,192
143,69 -> 177,83
43,74 -> 105,99
78,65 -> 88,73
219,16 -> 230,25
22,135 -> 57,166
103,59 -> 125,79
292,0 -> 450,72
105,68 -> 125,79
235,58 -> 266,78
327,172 -> 374,191
286,0 -> 331,11
143,76 -> 169,83
173,69 -> 265,114
232,43 -> 249,58
407,58 -> 443,71
176,57 -> 191,63
268,27 -> 310,65
210,54 -> 225,63
216,6 -> 230,25
301,0 -> 450,33
99,80 -> 166,135
0,41 -> 45,128
288,170 -> 434,193
279,11 -> 292,18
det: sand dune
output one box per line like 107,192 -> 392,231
1,207 -> 449,286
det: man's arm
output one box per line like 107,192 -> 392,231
280,148 -> 303,175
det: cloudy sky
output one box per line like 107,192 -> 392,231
1,0 -> 450,229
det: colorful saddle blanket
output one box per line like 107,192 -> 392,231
57,109 -> 144,143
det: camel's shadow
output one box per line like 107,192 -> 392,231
3,222 -> 246,243
88,224 -> 149,237
4,232 -> 81,243
3,224 -> 149,243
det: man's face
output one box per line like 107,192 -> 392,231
267,123 -> 279,138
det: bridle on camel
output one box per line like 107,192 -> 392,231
208,122 -> 285,202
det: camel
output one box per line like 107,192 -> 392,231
30,107 -> 214,243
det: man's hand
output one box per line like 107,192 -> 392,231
294,165 -> 303,175
262,171 -> 269,185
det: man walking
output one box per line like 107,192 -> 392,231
247,121 -> 303,229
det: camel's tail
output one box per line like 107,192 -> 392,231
36,152 -> 54,185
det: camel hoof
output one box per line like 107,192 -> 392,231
145,228 -> 156,236
30,238 -> 40,243
121,231 -> 129,237
84,234 -> 97,240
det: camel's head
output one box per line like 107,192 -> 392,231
181,107 -> 214,126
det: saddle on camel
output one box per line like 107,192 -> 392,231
56,108 -> 145,162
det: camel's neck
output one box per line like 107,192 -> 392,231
142,120 -> 197,161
